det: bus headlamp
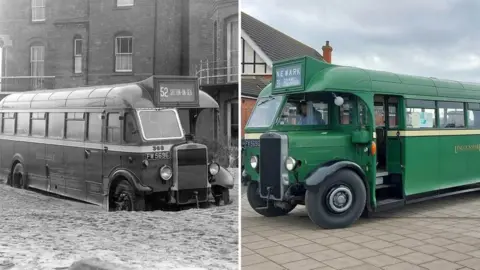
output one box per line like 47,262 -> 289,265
285,157 -> 298,171
209,162 -> 220,176
250,155 -> 258,169
159,165 -> 173,180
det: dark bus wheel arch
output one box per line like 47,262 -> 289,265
109,178 -> 145,211
10,162 -> 27,189
246,181 -> 296,217
305,169 -> 366,229
304,160 -> 372,212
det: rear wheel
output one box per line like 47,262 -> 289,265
11,163 -> 27,189
306,169 -> 366,229
247,181 -> 296,217
110,180 -> 145,211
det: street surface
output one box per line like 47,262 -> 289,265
242,187 -> 480,270
0,170 -> 239,270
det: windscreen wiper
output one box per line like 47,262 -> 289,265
257,96 -> 275,106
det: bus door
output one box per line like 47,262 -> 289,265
84,112 -> 104,205
46,113 -> 67,195
374,95 -> 404,205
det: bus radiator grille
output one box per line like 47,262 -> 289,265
259,136 -> 282,199
177,148 -> 208,190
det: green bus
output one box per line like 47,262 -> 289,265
0,75 -> 234,211
243,56 -> 480,229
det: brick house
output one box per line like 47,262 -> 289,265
0,0 -> 238,165
240,12 -> 332,137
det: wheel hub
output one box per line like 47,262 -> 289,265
327,185 -> 353,213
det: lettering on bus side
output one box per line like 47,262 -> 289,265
454,144 -> 480,154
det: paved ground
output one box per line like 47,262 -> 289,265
241,187 -> 480,270
0,170 -> 239,270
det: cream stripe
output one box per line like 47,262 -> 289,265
0,135 -> 173,153
387,130 -> 480,137
244,133 -> 262,139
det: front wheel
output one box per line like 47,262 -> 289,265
306,169 -> 366,229
247,181 -> 296,217
110,180 -> 145,211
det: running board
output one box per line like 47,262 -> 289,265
375,198 -> 405,212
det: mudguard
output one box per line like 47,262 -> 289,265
304,160 -> 366,192
212,166 -> 235,189
107,169 -> 153,194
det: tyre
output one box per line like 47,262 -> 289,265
247,181 -> 296,217
11,163 -> 27,189
306,169 -> 366,229
110,179 -> 145,211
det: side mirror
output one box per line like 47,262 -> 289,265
334,96 -> 344,106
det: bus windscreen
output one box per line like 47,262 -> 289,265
138,110 -> 183,140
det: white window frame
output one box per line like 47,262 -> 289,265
74,39 -> 82,74
117,0 -> 134,7
32,0 -> 46,22
226,18 -> 238,83
30,45 -> 45,89
115,36 -> 133,72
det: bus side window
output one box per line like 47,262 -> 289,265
3,113 -> 15,135
31,112 -> 46,137
48,113 -> 65,139
124,113 -> 140,143
438,101 -> 465,128
467,103 -> 480,128
107,113 -> 120,144
88,113 -> 102,142
66,113 -> 85,141
0,113 -> 2,133
405,99 -> 435,129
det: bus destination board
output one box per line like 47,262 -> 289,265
154,77 -> 199,107
274,63 -> 302,89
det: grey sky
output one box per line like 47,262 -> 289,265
242,0 -> 480,82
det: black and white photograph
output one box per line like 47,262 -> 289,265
0,0 -> 239,269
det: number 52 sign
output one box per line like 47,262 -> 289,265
154,76 -> 199,107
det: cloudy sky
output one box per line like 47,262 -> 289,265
242,0 -> 480,82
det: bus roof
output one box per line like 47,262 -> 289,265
261,56 -> 480,102
0,76 -> 219,109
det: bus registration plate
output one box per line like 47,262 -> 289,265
145,151 -> 171,160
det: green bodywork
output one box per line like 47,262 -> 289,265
243,55 -> 480,210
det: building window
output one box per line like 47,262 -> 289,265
226,18 -> 238,82
74,38 -> 82,74
115,36 -> 133,72
32,0 -> 45,22
117,0 -> 134,7
30,45 -> 45,89
227,100 -> 238,147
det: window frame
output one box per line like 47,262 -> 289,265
16,112 -> 30,136
437,101 -> 466,129
31,112 -> 46,137
114,36 -> 133,72
74,38 -> 83,74
47,112 -> 65,139
226,17 -> 238,83
2,112 -> 16,135
405,99 -> 436,129
31,0 -> 46,22
116,0 -> 134,7
106,112 -> 121,144
87,112 -> 103,143
65,112 -> 86,141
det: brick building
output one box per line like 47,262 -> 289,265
240,12 -> 331,137
0,0 -> 238,163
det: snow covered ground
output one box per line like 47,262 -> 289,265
0,169 -> 239,270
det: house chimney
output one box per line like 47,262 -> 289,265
322,40 -> 333,63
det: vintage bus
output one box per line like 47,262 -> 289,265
243,56 -> 480,229
0,75 -> 234,211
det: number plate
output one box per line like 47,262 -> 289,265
145,151 -> 171,160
